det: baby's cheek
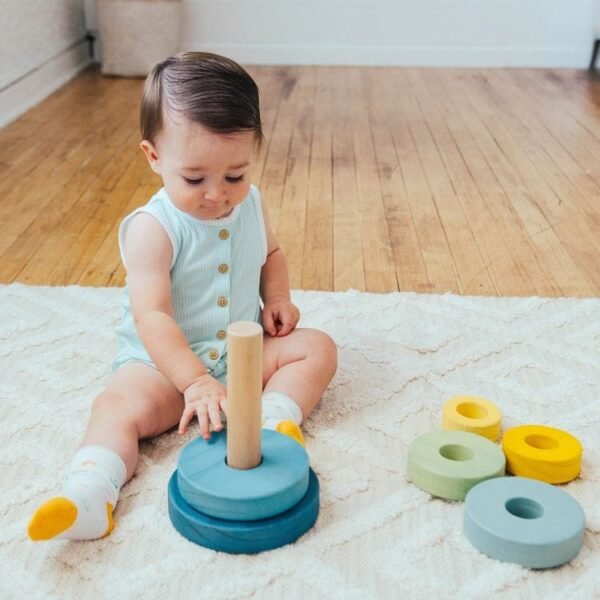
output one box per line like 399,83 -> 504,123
235,183 -> 252,203
164,180 -> 191,207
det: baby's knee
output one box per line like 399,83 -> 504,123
91,390 -> 124,416
305,329 -> 338,374
91,390 -> 138,427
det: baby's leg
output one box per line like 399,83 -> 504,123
261,328 -> 337,442
28,362 -> 183,541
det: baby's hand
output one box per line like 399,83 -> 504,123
262,298 -> 300,337
179,374 -> 226,439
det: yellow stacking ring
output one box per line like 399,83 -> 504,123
441,396 -> 502,441
502,425 -> 582,484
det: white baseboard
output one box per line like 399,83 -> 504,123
0,39 -> 92,129
182,42 -> 591,68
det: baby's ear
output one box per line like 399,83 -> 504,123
140,140 -> 161,174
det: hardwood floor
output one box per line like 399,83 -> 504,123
1,65 -> 599,296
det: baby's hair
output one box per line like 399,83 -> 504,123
140,52 -> 263,147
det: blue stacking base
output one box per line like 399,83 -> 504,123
464,476 -> 585,569
168,467 -> 320,554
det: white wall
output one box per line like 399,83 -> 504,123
2,0 -> 595,127
0,0 -> 91,127
177,0 -> 595,67
83,0 -> 596,68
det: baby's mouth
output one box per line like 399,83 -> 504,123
202,199 -> 227,209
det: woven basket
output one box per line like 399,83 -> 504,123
97,0 -> 182,76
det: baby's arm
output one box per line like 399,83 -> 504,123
123,213 -> 224,437
259,201 -> 300,336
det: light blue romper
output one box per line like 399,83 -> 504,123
113,184 -> 268,383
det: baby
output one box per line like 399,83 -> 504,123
28,52 -> 337,542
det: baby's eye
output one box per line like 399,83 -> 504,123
184,177 -> 204,185
226,175 -> 245,183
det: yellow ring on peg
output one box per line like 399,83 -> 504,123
502,425 -> 582,484
441,396 -> 502,441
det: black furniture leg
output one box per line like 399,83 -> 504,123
590,39 -> 600,71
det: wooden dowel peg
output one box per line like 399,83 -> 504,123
226,321 -> 263,470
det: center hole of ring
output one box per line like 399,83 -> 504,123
524,434 -> 559,450
439,444 -> 474,461
224,456 -> 264,468
505,497 -> 544,519
456,402 -> 488,419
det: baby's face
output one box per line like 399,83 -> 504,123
141,116 -> 255,220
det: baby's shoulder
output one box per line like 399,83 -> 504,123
119,207 -> 174,270
123,212 -> 171,253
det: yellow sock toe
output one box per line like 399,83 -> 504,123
28,497 -> 78,541
103,503 -> 115,538
275,420 -> 305,447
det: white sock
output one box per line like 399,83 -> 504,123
261,391 -> 303,429
57,446 -> 127,540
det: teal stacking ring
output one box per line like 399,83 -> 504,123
177,429 -> 310,521
168,467 -> 320,554
407,430 -> 506,500
464,477 -> 585,568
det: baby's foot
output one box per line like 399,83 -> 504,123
263,418 -> 305,447
28,445 -> 125,542
28,469 -> 118,541
28,495 -> 114,541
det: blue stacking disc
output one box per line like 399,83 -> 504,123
464,477 -> 585,569
177,429 -> 310,521
168,467 -> 320,554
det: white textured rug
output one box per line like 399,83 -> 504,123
1,284 -> 599,600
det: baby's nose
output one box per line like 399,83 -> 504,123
204,186 -> 225,201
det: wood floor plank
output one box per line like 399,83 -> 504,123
404,69 -> 497,296
528,70 -> 600,143
455,71 -> 595,297
448,71 -> 570,294
4,122 -> 141,283
348,69 -> 398,293
366,68 -> 429,292
248,65 -> 288,187
489,70 -> 600,230
515,70 -> 600,188
390,70 -> 461,293
331,69 -> 366,292
0,78 -> 139,270
302,67 -> 334,291
0,71 -> 121,195
276,67 -> 317,289
258,68 -> 303,235
429,70 -> 560,297
47,152 -> 148,285
413,69 -> 531,297
1,65 -> 599,297
473,70 -> 600,295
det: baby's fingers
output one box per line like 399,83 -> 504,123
196,406 -> 211,440
208,401 -> 223,433
178,406 -> 196,435
262,309 -> 277,337
277,312 -> 297,336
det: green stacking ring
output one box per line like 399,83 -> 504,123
407,430 -> 506,500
